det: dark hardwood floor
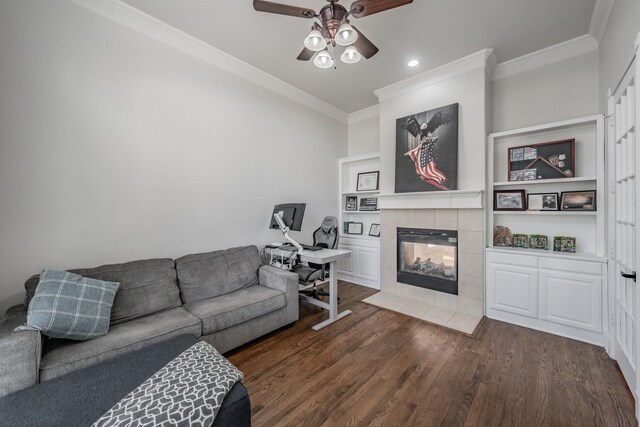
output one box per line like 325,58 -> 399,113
226,282 -> 636,426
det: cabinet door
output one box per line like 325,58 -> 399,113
539,270 -> 602,332
488,262 -> 539,318
357,247 -> 379,281
337,244 -> 356,275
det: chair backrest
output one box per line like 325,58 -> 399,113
309,216 -> 339,270
312,216 -> 339,249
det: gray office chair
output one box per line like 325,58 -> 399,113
293,216 -> 339,300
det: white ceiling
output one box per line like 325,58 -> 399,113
122,0 -> 596,113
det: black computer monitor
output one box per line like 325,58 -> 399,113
269,203 -> 306,231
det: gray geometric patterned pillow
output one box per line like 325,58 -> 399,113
15,269 -> 119,341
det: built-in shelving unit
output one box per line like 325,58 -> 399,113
487,115 -> 605,256
337,152 -> 381,289
485,115 -> 607,346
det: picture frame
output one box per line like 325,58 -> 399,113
508,139 -> 575,182
356,171 -> 379,191
527,193 -> 559,211
359,197 -> 378,211
529,234 -> 549,250
369,223 -> 381,237
494,190 -> 526,211
560,190 -> 596,211
395,103 -> 459,193
554,236 -> 576,253
347,222 -> 363,235
511,234 -> 529,248
345,196 -> 357,211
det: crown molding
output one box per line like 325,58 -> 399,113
588,0 -> 614,42
68,0 -> 348,123
608,31 -> 640,96
493,35 -> 598,81
374,49 -> 496,102
348,105 -> 379,124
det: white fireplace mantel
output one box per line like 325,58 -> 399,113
378,189 -> 484,210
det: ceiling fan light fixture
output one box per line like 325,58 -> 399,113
341,45 -> 362,64
313,50 -> 334,69
335,22 -> 358,46
304,29 -> 327,51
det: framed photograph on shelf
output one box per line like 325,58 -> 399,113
529,235 -> 549,250
494,190 -> 526,211
359,197 -> 378,211
345,196 -> 357,211
356,171 -> 380,191
508,139 -> 575,182
369,223 -> 381,237
554,236 -> 576,253
560,190 -> 596,211
347,222 -> 363,235
527,193 -> 559,211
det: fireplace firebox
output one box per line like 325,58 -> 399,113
397,227 -> 458,295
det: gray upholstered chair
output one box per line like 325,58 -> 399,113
292,216 -> 339,300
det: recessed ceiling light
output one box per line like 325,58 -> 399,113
407,59 -> 419,67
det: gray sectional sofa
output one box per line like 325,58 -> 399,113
0,245 -> 299,398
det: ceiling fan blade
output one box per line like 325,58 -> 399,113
297,47 -> 315,61
253,0 -> 315,18
352,26 -> 379,59
349,0 -> 412,18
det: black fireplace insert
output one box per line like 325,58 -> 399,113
397,227 -> 458,295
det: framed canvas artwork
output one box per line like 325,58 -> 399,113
395,103 -> 459,193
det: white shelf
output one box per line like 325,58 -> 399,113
493,211 -> 597,216
378,189 -> 484,209
342,190 -> 380,196
339,234 -> 379,241
486,246 -> 607,263
493,176 -> 597,187
342,211 -> 380,214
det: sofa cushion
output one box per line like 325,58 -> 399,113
16,269 -> 119,341
184,285 -> 285,334
39,307 -> 201,381
176,246 -> 262,303
25,258 -> 181,325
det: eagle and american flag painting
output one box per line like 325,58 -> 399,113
395,103 -> 459,193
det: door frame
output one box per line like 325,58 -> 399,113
606,31 -> 640,420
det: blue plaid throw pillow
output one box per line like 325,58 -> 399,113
15,269 -> 119,341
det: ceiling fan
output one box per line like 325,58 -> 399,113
253,0 -> 413,68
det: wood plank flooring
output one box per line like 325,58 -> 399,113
226,282 -> 636,426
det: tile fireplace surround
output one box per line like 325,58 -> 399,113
375,208 -> 484,332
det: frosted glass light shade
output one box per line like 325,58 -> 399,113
304,29 -> 327,51
340,45 -> 361,64
313,50 -> 334,69
336,23 -> 357,46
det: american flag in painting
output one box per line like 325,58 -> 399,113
401,111 -> 454,191
405,138 -> 449,190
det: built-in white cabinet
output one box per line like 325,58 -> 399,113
487,261 -> 538,318
485,115 -> 608,346
337,236 -> 380,288
486,248 -> 606,345
337,152 -> 381,289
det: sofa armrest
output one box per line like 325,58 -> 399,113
258,265 -> 299,324
0,305 -> 41,398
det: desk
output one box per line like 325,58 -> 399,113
298,248 -> 352,331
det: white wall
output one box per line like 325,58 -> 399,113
492,50 -> 600,133
348,115 -> 380,156
0,0 -> 347,315
599,0 -> 640,109
378,67 -> 490,194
